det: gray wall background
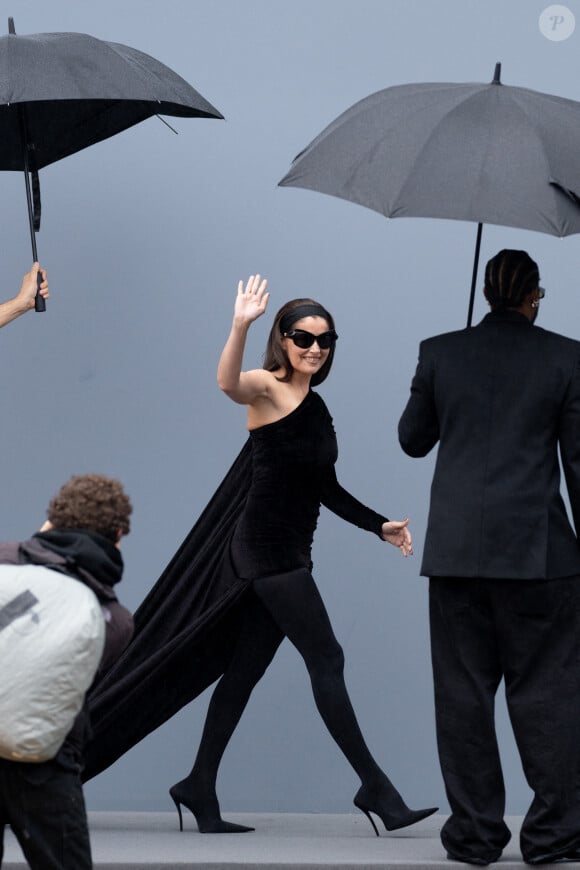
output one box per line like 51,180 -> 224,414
2,0 -> 579,814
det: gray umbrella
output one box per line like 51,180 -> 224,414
279,64 -> 580,325
1,18 -> 224,310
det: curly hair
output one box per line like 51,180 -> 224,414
262,297 -> 336,386
484,249 -> 540,310
46,474 -> 132,542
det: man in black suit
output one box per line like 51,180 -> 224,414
399,249 -> 580,865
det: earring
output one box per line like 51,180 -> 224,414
531,299 -> 539,309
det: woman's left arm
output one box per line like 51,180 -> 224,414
380,519 -> 413,557
320,469 -> 412,557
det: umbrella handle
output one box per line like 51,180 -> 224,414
34,270 -> 46,312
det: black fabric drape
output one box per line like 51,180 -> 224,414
83,441 -> 253,781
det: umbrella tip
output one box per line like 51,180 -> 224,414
7,17 -> 15,34
492,62 -> 502,85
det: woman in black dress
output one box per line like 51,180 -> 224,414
169,274 -> 436,835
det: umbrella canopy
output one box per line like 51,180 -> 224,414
0,28 -> 223,169
0,21 -> 224,311
279,65 -> 580,323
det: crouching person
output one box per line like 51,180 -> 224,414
0,474 -> 133,870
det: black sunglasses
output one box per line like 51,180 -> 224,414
283,329 -> 338,350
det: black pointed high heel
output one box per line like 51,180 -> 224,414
353,783 -> 438,835
169,781 -> 255,834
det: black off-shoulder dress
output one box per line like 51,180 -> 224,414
84,390 -> 386,780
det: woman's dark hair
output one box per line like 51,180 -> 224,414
263,297 -> 336,386
47,474 -> 132,542
484,249 -> 540,310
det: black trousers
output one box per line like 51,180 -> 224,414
429,576 -> 580,864
0,758 -> 92,869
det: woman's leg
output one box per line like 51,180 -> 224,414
170,590 -> 283,831
189,592 -> 283,789
252,568 -> 437,831
252,568 -> 382,785
176,569 -> 435,833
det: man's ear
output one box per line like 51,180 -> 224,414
39,520 -> 53,532
115,529 -> 124,548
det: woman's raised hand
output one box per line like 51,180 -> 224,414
234,274 -> 269,327
218,274 -> 270,401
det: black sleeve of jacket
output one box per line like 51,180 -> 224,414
0,541 -> 23,564
398,342 -> 440,457
99,601 -> 134,676
559,356 -> 580,538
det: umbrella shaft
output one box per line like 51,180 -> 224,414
467,224 -> 483,327
17,104 -> 38,261
17,103 -> 45,311
22,166 -> 38,261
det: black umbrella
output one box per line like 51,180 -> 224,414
2,19 -> 224,311
279,64 -> 580,325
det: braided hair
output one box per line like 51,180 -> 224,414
484,249 -> 539,310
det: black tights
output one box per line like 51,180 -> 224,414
188,568 -> 383,792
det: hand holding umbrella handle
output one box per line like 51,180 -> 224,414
34,269 -> 46,312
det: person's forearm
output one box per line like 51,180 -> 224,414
320,468 -> 388,537
0,296 -> 28,328
217,321 -> 250,394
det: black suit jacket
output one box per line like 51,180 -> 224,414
399,309 -> 580,579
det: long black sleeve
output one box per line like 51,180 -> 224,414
320,467 -> 387,539
398,343 -> 440,458
559,358 -> 580,538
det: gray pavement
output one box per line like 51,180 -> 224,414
2,813 -> 538,869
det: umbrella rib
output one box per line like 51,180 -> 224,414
389,87 -> 492,216
155,114 -> 178,134
390,86 -> 564,235
508,90 -> 580,235
317,86 -> 483,217
102,39 -> 217,116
